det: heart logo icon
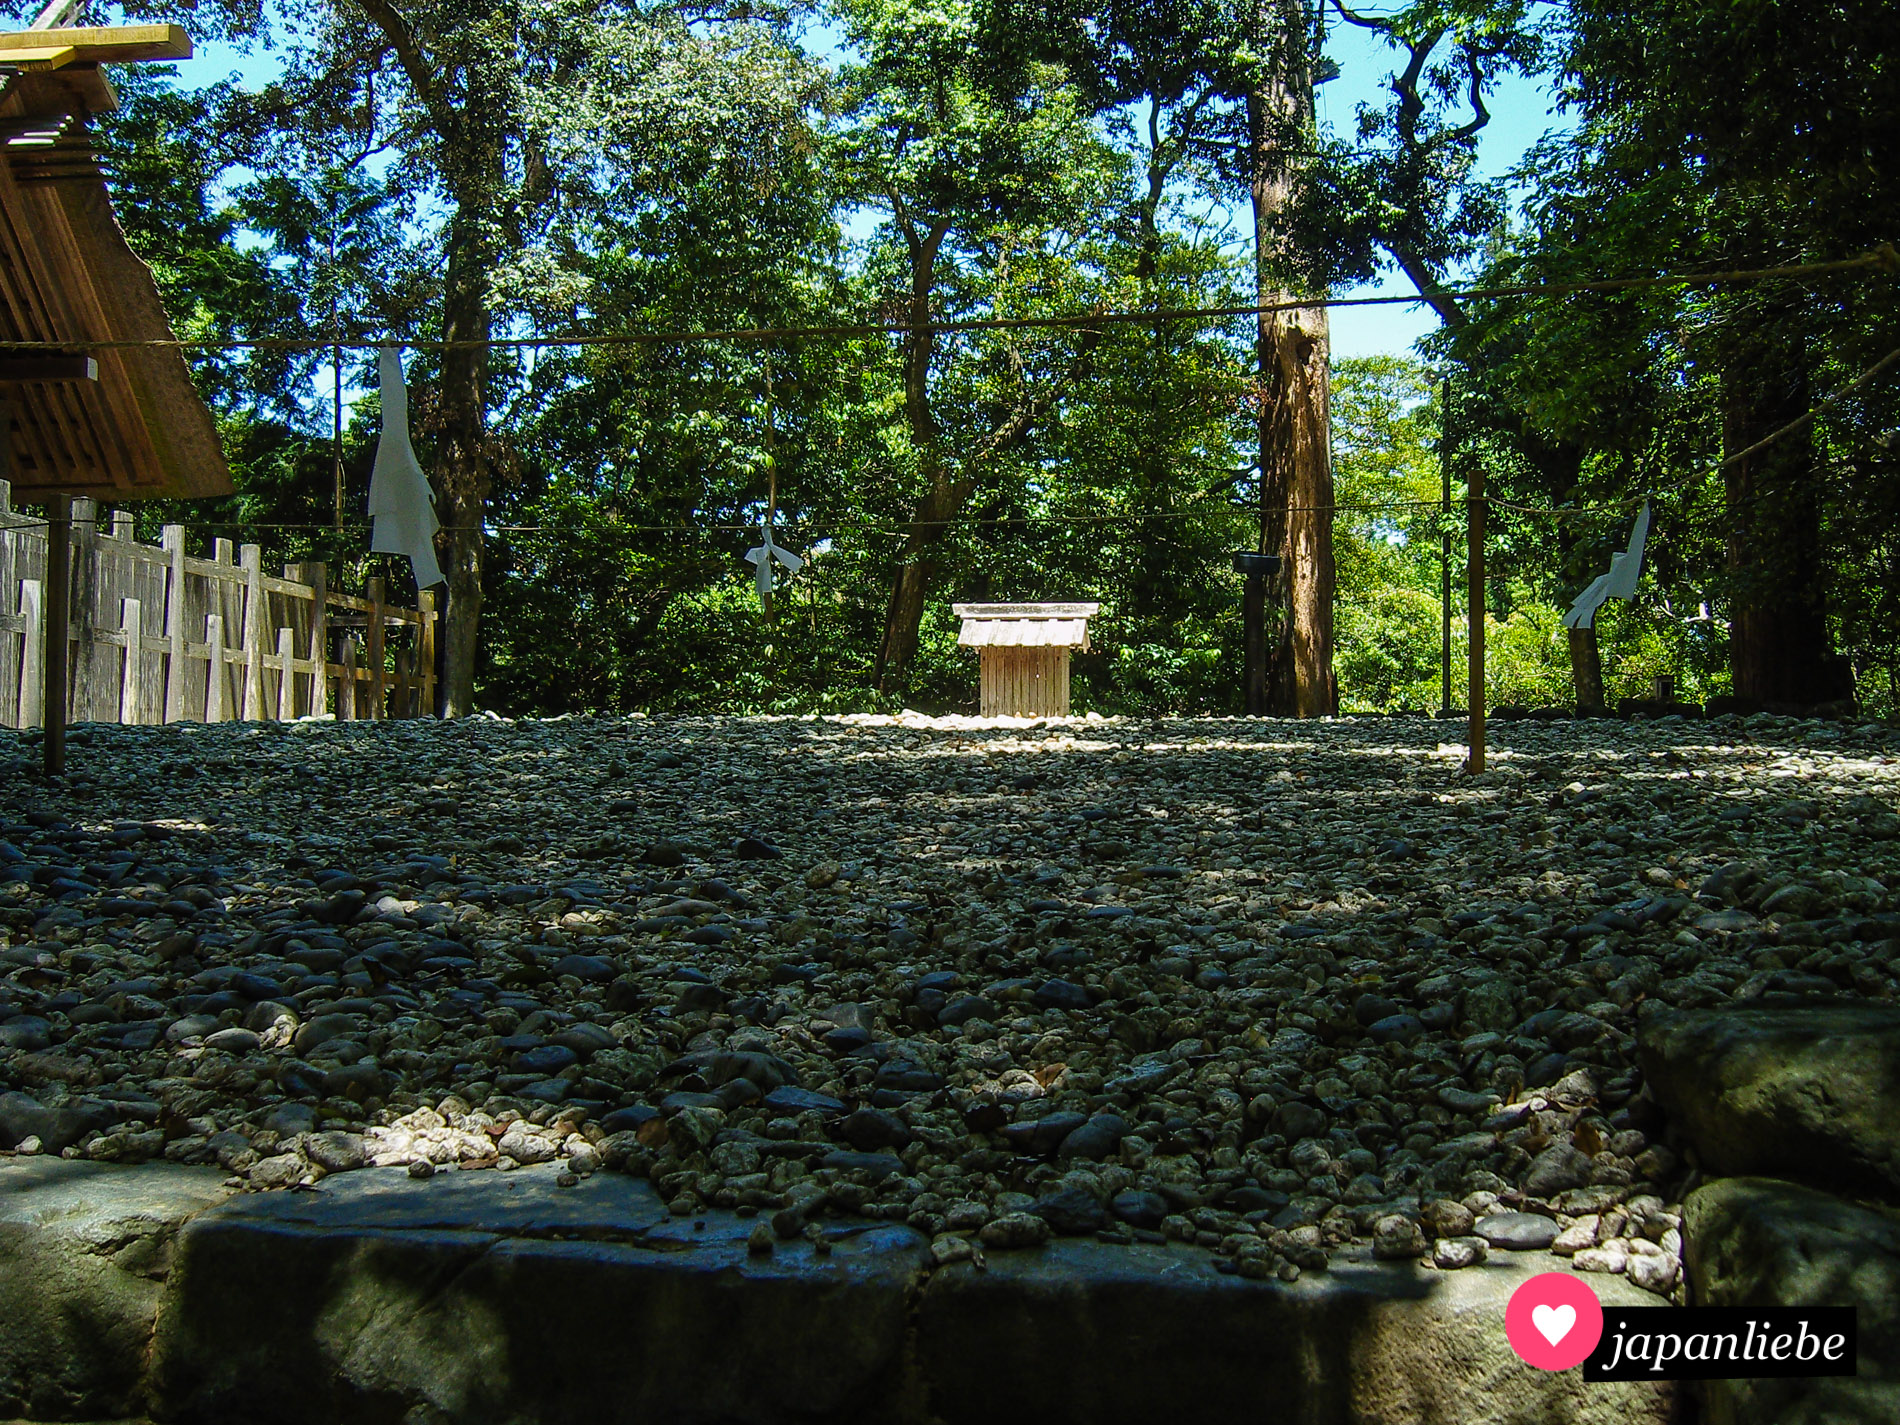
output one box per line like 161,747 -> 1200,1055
1508,1273 -> 1602,1370
1533,1303 -> 1576,1346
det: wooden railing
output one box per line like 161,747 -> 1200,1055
0,481 -> 436,728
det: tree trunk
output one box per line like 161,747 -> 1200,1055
874,221 -> 954,692
1531,440 -> 1602,711
435,202 -> 492,717
1568,625 -> 1606,711
872,219 -> 1102,692
1247,6 -> 1335,718
874,485 -> 962,686
1723,361 -> 1837,707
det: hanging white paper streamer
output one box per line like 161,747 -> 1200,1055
1563,502 -> 1651,629
368,345 -> 445,591
744,519 -> 803,607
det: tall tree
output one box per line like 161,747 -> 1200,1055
1242,0 -> 1333,714
989,0 -> 1341,714
832,0 -> 1126,689
1528,0 -> 1900,705
130,0 -> 815,714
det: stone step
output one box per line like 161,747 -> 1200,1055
1685,1177 -> 1900,1425
1639,1000 -> 1900,1199
3,1159 -> 1675,1425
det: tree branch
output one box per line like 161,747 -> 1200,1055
355,0 -> 446,132
968,319 -> 1105,469
1389,245 -> 1467,327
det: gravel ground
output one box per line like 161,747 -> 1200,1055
3,709 -> 1898,1294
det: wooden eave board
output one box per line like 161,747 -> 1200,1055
0,71 -> 230,501
0,25 -> 191,65
958,617 -> 1091,649
953,600 -> 1099,651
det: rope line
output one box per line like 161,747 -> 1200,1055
0,498 -> 1449,539
0,250 -> 1888,354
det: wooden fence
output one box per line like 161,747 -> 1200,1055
0,482 -> 437,729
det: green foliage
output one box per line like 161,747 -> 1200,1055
77,0 -> 1900,719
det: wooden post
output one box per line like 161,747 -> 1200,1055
240,543 -> 266,720
276,626 -> 295,720
18,577 -> 41,731
1440,375 -> 1453,715
339,635 -> 358,720
366,576 -> 386,721
119,597 -> 143,725
162,525 -> 187,722
1466,464 -> 1487,774
110,508 -> 133,542
204,613 -> 226,722
419,588 -> 437,718
43,495 -> 69,775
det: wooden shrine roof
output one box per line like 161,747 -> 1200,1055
953,602 -> 1099,651
0,27 -> 231,502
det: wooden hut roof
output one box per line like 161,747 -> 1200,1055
0,27 -> 231,502
953,602 -> 1099,651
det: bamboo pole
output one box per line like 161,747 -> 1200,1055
1466,464 -> 1487,774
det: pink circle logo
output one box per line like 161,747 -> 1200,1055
1505,1272 -> 1605,1371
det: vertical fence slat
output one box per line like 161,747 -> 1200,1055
68,496 -> 96,724
0,480 -> 14,730
18,578 -> 42,730
241,544 -> 265,721
366,576 -> 386,721
119,597 -> 143,725
307,563 -> 328,718
419,588 -> 436,718
162,525 -> 186,722
204,613 -> 226,722
276,626 -> 295,721
339,636 -> 358,720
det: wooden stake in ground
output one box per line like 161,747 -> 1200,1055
1466,464 -> 1486,774
1440,375 -> 1453,714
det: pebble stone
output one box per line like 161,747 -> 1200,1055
1,707 -> 1897,1291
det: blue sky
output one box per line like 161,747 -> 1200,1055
181,10 -> 1568,364
1314,18 -> 1567,357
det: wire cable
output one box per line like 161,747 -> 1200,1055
0,250 -> 1889,353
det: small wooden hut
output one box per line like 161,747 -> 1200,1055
0,23 -> 232,771
954,602 -> 1098,718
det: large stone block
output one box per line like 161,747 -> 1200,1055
0,1158 -> 230,1420
148,1164 -> 931,1425
913,1240 -> 1675,1425
1684,1177 -> 1900,1425
1639,1001 -> 1900,1197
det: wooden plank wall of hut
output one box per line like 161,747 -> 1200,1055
978,645 -> 1071,718
0,482 -> 437,728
